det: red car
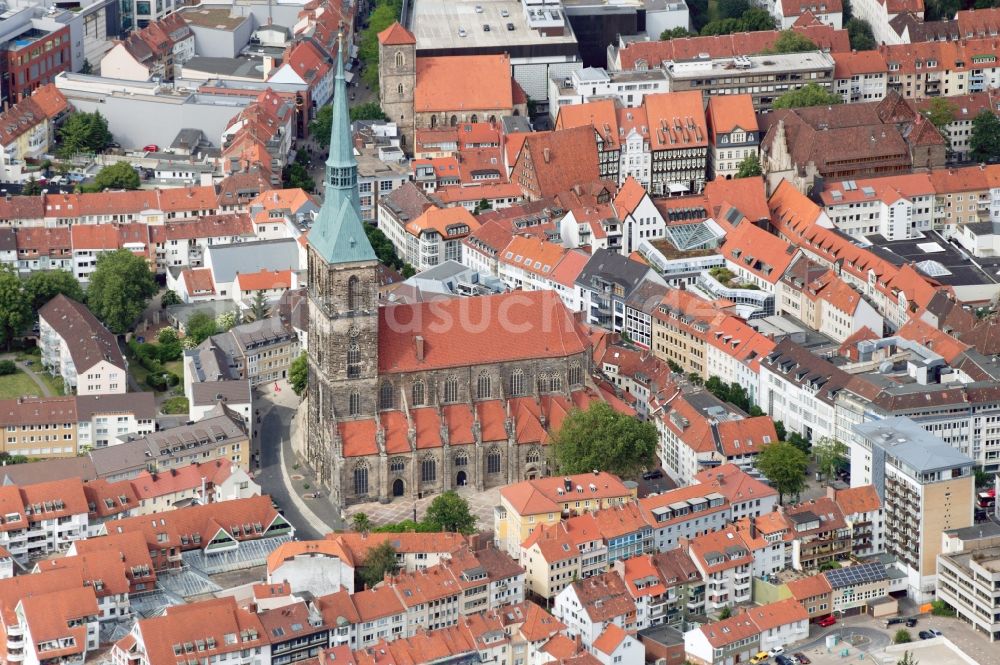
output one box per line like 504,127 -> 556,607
817,615 -> 837,627
143,144 -> 159,153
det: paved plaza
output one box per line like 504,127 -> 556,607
344,484 -> 503,531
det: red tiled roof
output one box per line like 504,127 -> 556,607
415,55 -> 515,113
377,21 -> 416,45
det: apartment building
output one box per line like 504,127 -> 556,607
383,203 -> 481,271
853,418 -> 975,601
665,52 -> 836,113
829,485 -> 884,558
832,51 -> 889,104
705,95 -> 759,181
129,459 -> 260,517
495,472 -> 634,558
683,598 -> 809,665
553,572 -> 637,649
576,249 -> 666,331
651,288 -> 727,377
758,339 -> 851,442
640,484 -> 730,553
776,255 -> 884,344
687,526 -> 753,615
38,295 -> 128,396
915,92 -> 1000,162
783,498 -> 852,571
816,173 -> 935,240
880,37 -> 1000,100
201,317 -> 300,387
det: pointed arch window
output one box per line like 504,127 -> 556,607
477,372 -> 492,400
551,374 -> 563,392
354,462 -> 369,496
347,344 -> 361,378
454,453 -> 468,467
390,457 -> 406,474
526,448 -> 541,464
487,447 -> 501,474
349,390 -> 361,416
380,382 -> 395,410
510,369 -> 525,396
347,276 -> 363,311
444,376 -> 459,403
394,50 -> 405,68
397,82 -> 404,96
421,456 -> 436,483
412,381 -> 425,407
569,364 -> 583,386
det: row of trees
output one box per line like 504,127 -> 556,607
358,0 -> 403,89
0,252 -> 155,346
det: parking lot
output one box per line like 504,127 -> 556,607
767,611 -> 988,665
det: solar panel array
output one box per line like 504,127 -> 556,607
824,562 -> 887,589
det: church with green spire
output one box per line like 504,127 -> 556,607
305,33 -> 381,505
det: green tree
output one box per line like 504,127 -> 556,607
786,431 -> 811,455
185,311 -> 219,345
80,58 -> 93,75
310,105 -> 333,147
58,111 -> 112,157
359,540 -> 399,588
774,420 -> 787,441
474,198 -> 493,214
161,290 -> 182,308
813,436 -> 848,480
846,18 -> 876,51
970,109 -> 1000,162
364,224 -> 407,272
755,441 -> 808,503
975,468 -> 993,488
282,162 -> 315,192
772,83 -> 842,109
352,512 -> 373,535
660,26 -> 694,39
719,0 -> 750,18
22,177 -> 41,196
896,651 -> 918,665
86,249 -> 157,333
350,102 -> 389,122
552,402 -> 657,479
764,30 -> 818,54
245,291 -> 270,322
0,267 -> 29,349
735,153 -> 763,178
0,360 -> 15,376
156,327 -> 183,362
216,310 -> 238,331
423,491 -> 477,534
893,629 -> 912,644
924,0 -> 958,21
819,560 -> 842,571
738,8 -> 776,30
93,162 -> 141,190
290,352 -> 308,396
922,97 -> 957,129
23,270 -> 85,311
359,0 -> 404,89
718,605 -> 733,619
930,599 -> 956,617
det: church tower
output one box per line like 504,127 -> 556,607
306,33 -> 380,494
377,22 -> 416,152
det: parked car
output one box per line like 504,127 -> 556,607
143,144 -> 159,152
793,653 -> 811,665
768,647 -> 785,657
885,617 -> 904,627
918,630 -> 934,640
750,653 -> 770,665
817,615 -> 836,627
905,618 -> 917,627
643,469 -> 664,480
931,629 -> 942,636
506,22 -> 515,30
776,656 -> 794,665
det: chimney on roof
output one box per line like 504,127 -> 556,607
414,335 -> 425,361
716,472 -> 724,485
749,516 -> 757,539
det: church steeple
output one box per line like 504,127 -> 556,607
308,32 -> 376,265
